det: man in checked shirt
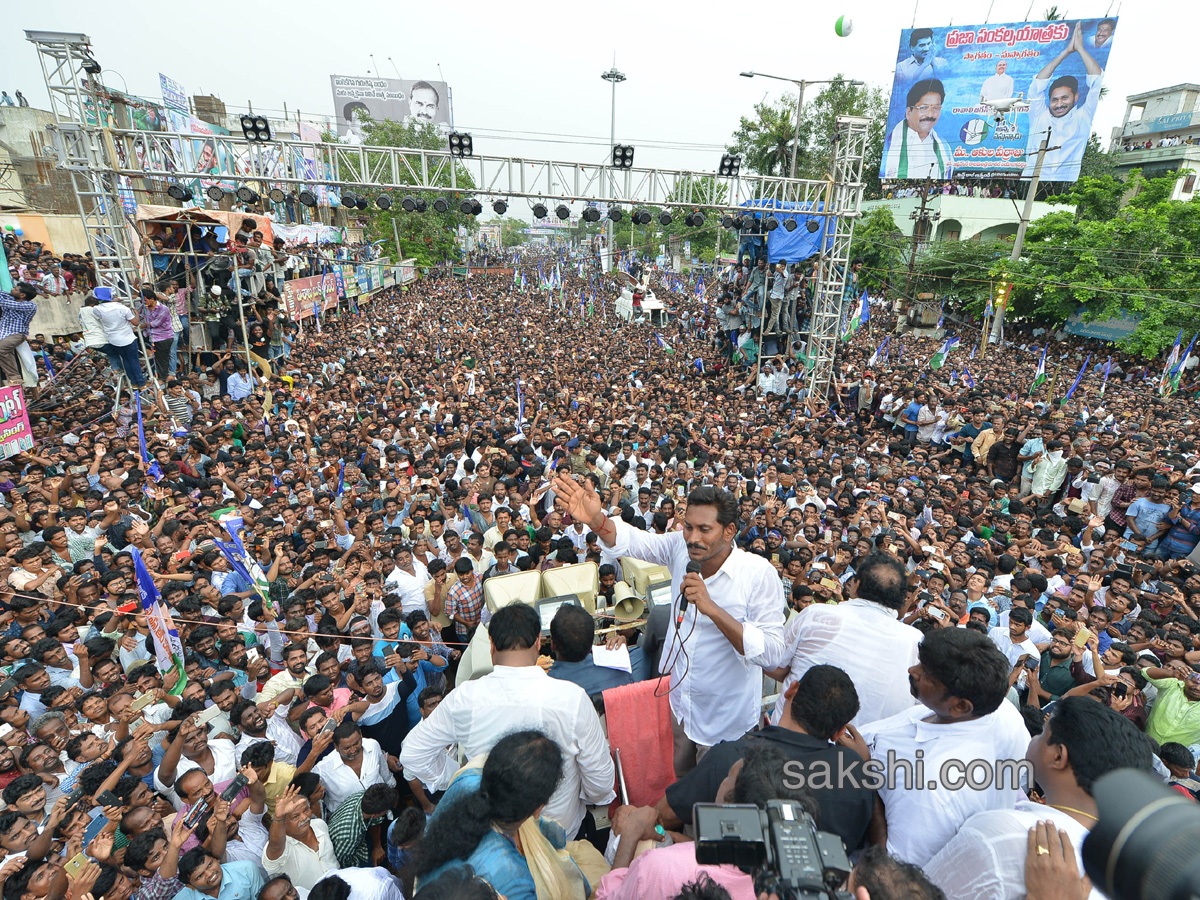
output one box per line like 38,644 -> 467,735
446,557 -> 483,645
0,284 -> 39,390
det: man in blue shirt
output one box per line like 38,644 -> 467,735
954,408 -> 989,466
176,851 -> 264,900
1159,486 -> 1200,560
899,391 -> 921,443
226,361 -> 255,401
206,551 -> 255,599
1125,477 -> 1172,554
547,603 -> 648,711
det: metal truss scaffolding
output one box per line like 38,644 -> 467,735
28,30 -> 869,392
99,131 -> 837,212
27,30 -> 147,301
807,116 -> 871,403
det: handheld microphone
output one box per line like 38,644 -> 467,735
676,560 -> 703,625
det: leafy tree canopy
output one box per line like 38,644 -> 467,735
327,115 -> 477,267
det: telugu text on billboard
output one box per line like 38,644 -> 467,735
330,75 -> 452,142
281,274 -> 340,320
881,18 -> 1118,182
159,73 -> 188,113
0,387 -> 34,460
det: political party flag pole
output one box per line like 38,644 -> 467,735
135,391 -> 164,483
0,240 -> 12,293
132,548 -> 188,695
1061,354 -> 1091,406
1030,344 -> 1048,395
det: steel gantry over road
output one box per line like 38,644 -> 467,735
26,29 -> 870,401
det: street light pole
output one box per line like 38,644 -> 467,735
788,81 -> 807,181
602,61 -> 626,272
990,129 -> 1057,344
739,73 -> 863,179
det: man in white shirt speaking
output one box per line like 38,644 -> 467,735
859,627 -> 1031,867
769,552 -> 921,727
552,473 -> 786,777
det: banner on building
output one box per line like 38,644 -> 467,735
881,18 -> 1118,182
330,75 -> 452,141
159,73 -> 189,113
272,223 -> 344,245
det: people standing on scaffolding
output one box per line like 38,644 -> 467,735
93,285 -> 146,389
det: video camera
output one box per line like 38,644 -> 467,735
1084,769 -> 1200,900
694,800 -> 853,900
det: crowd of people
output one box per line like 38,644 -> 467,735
4,232 -> 98,299
0,239 -> 1195,900
1119,135 -> 1198,152
880,180 -> 1021,199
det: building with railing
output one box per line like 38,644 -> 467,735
860,194 -> 1067,244
1110,83 -> 1200,201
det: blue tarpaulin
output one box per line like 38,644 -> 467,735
739,200 -> 833,264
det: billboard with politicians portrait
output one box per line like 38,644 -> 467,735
881,18 -> 1117,182
330,75 -> 452,143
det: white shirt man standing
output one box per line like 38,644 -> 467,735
979,61 -> 1016,103
1023,24 -> 1104,181
551,474 -> 786,777
384,545 -> 429,615
399,602 -> 615,839
923,698 -> 1152,900
769,553 -> 921,727
312,721 -> 396,815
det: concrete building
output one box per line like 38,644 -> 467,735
1110,83 -> 1200,201
860,194 -> 1066,244
0,105 -> 79,213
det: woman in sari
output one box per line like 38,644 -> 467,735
412,729 -> 589,900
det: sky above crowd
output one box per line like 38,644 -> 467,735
0,0 -> 1189,181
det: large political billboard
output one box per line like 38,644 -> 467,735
330,75 -> 452,142
881,18 -> 1117,182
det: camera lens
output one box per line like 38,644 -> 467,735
1083,769 -> 1200,900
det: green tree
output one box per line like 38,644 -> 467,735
1006,171 -> 1200,354
848,208 -> 907,292
728,98 -> 796,177
728,77 -> 888,198
328,116 -> 477,267
912,239 -> 1011,311
493,217 -> 527,248
1046,171 -> 1127,222
1077,132 -> 1116,181
796,78 -> 889,199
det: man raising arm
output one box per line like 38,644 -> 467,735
552,473 -> 786,776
